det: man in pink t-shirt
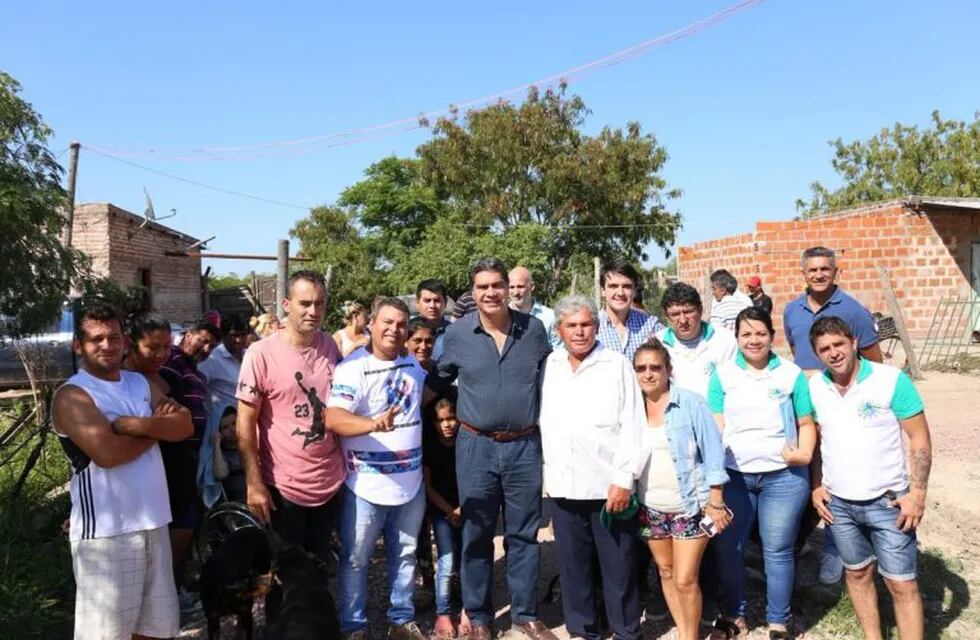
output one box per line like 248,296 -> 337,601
236,271 -> 344,617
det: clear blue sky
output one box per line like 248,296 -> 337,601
3,1 -> 979,278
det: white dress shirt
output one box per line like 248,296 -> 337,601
539,344 -> 647,499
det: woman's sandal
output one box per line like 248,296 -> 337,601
709,617 -> 745,639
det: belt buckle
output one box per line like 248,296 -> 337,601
493,431 -> 514,443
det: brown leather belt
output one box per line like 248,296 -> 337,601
460,421 -> 538,442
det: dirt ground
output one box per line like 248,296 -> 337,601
183,371 -> 980,640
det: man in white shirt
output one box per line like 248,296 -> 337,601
708,270 -> 753,332
325,298 -> 428,640
657,282 -> 738,399
808,316 -> 931,640
509,266 -> 557,346
198,314 -> 248,408
52,304 -> 193,640
540,295 -> 646,640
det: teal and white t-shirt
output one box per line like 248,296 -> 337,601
809,359 -> 924,501
657,322 -> 738,400
327,350 -> 426,506
708,352 -> 812,473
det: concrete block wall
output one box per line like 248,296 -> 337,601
678,201 -> 978,341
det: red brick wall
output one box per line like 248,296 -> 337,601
73,203 -> 203,324
677,201 -> 979,341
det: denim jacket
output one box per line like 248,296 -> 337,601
645,386 -> 729,517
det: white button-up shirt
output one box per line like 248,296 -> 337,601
539,344 -> 647,499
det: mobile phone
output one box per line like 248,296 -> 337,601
699,506 -> 734,538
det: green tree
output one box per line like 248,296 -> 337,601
797,110 -> 980,216
207,272 -> 250,290
416,84 -> 682,299
0,72 -> 84,337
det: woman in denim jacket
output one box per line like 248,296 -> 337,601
633,338 -> 730,640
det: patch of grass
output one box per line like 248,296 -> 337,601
797,547 -> 973,639
0,425 -> 74,639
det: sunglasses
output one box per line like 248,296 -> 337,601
634,364 -> 666,373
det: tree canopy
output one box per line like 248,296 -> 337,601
797,110 -> 980,216
0,72 -> 85,337
292,85 -> 681,317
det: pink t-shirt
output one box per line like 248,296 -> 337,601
236,330 -> 345,507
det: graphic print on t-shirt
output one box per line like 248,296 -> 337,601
290,371 -> 327,448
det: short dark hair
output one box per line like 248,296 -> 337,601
710,269 -> 738,294
634,336 -> 672,369
127,312 -> 171,343
809,315 -> 854,349
469,257 -> 509,287
734,306 -> 774,336
407,317 -> 438,338
660,282 -> 703,313
222,314 -> 248,334
801,246 -> 837,268
74,303 -> 122,340
287,270 -> 326,297
415,279 -> 447,301
372,297 -> 411,321
599,259 -> 640,288
189,319 -> 222,341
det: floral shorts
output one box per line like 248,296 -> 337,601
637,504 -> 705,540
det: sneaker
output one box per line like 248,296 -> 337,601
388,621 -> 428,640
177,586 -> 202,615
819,548 -> 844,585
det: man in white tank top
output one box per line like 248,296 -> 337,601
52,304 -> 193,640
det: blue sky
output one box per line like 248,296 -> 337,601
3,1 -> 979,277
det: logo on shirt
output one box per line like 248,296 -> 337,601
768,387 -> 789,402
290,372 -> 327,449
858,400 -> 889,419
331,384 -> 357,402
384,371 -> 415,414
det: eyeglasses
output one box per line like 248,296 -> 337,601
634,364 -> 666,373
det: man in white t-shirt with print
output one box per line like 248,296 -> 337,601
808,316 -> 931,640
53,304 -> 194,640
656,282 -> 738,399
325,298 -> 428,640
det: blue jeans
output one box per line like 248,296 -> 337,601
455,428 -> 543,626
829,489 -> 918,582
337,484 -> 427,632
716,466 -> 809,624
432,511 -> 462,615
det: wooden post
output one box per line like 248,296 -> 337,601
324,264 -> 334,303
876,264 -> 923,379
64,141 -> 80,247
276,239 -> 289,320
201,266 -> 211,313
569,272 -> 578,296
593,257 -> 601,307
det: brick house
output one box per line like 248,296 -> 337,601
71,202 -> 203,324
677,197 -> 980,340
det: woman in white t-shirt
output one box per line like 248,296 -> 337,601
706,307 -> 815,640
634,339 -> 730,640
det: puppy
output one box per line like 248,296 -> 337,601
263,544 -> 341,640
199,526 -> 273,640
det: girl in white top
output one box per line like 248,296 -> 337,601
634,339 -> 730,640
332,300 -> 369,357
706,307 -> 815,640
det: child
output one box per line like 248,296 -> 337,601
424,399 -> 469,639
212,407 -> 246,503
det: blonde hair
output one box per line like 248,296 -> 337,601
250,313 -> 278,337
341,300 -> 367,325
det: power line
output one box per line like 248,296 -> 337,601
84,145 -> 310,211
89,0 -> 766,161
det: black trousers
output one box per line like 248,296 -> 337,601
265,484 -> 338,620
550,498 -> 641,640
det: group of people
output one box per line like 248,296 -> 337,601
53,246 -> 932,640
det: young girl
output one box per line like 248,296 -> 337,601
211,406 -> 246,503
424,398 -> 469,639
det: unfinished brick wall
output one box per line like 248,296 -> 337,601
678,200 -> 980,341
72,203 -> 203,324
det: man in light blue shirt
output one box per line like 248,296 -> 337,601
596,259 -> 664,361
509,266 -> 558,347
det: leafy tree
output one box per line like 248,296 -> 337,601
797,110 -> 980,215
416,84 -> 682,299
207,272 -> 251,290
0,72 -> 84,337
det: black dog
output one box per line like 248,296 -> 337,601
199,526 -> 273,640
263,543 -> 341,640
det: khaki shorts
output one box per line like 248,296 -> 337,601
71,525 -> 179,640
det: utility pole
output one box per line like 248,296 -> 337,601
276,239 -> 289,320
64,141 -> 81,247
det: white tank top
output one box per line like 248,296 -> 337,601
56,369 -> 172,541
